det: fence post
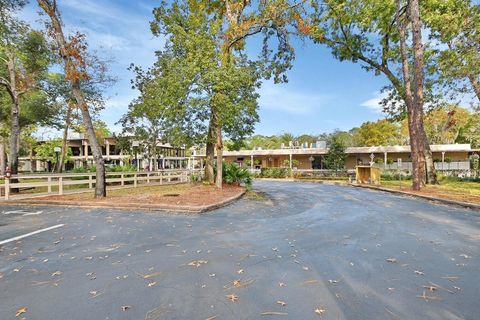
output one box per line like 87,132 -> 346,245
134,173 -> 137,188
4,178 -> 9,200
88,175 -> 93,189
147,172 -> 150,184
48,176 -> 52,193
160,172 -> 163,185
121,173 -> 124,186
59,177 -> 63,195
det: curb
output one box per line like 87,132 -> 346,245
352,184 -> 480,211
3,189 -> 247,214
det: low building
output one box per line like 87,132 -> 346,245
19,136 -> 188,172
199,143 -> 473,171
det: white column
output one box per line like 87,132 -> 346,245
106,140 -> 110,157
442,152 -> 445,170
250,154 -> 254,170
384,152 -> 388,169
289,153 -> 293,169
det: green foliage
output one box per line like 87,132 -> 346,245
381,171 -> 412,181
34,139 -> 72,164
323,136 -> 347,170
260,167 -> 291,179
222,162 -> 252,187
105,164 -> 136,172
283,159 -> 299,168
356,119 -> 400,146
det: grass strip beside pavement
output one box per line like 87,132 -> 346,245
380,179 -> 480,206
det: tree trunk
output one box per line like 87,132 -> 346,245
204,114 -> 215,184
9,96 -> 20,191
410,0 -> 437,185
468,74 -> 480,104
73,85 -> 106,197
396,0 -> 425,190
38,0 -> 106,197
57,105 -> 72,173
0,137 -> 6,176
215,124 -> 223,189
423,138 -> 437,184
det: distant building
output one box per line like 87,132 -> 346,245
19,136 -> 187,172
198,143 -> 474,171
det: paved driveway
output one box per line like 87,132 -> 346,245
0,181 -> 479,319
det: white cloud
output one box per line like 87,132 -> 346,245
360,91 -> 385,112
259,81 -> 331,115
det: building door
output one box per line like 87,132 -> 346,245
312,156 -> 323,169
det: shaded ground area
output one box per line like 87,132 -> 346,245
16,183 -> 244,209
380,180 -> 480,205
0,181 -> 479,319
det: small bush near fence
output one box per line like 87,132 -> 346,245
381,171 -> 412,181
70,165 -> 136,175
293,170 -> 349,181
260,167 -> 291,178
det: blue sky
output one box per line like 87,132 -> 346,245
21,0 -> 389,136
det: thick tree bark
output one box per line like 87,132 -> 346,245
56,105 -> 72,173
468,74 -> 480,103
38,0 -> 106,197
396,0 -> 425,190
0,137 -> 5,176
9,98 -> 20,178
204,115 -> 215,184
410,0 -> 437,185
215,124 -> 223,188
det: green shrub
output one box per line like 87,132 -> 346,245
106,164 -> 136,172
380,171 -> 412,181
260,167 -> 291,178
71,167 -> 88,173
222,162 -> 252,188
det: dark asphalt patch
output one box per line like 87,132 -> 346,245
0,181 -> 479,319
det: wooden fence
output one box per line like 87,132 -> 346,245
2,169 -> 202,200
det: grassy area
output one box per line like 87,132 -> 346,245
380,177 -> 480,204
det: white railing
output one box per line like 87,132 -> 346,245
2,169 -> 202,200
382,161 -> 470,171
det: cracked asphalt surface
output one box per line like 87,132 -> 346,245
0,181 -> 479,320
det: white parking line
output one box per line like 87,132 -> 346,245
0,224 -> 65,246
3,210 -> 43,216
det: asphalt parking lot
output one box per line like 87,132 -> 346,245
0,181 -> 479,320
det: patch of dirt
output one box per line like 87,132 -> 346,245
26,184 -> 245,208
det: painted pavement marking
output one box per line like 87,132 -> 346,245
0,224 -> 65,246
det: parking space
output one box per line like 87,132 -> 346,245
0,181 -> 479,319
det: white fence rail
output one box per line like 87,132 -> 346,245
382,161 -> 470,171
2,169 -> 201,200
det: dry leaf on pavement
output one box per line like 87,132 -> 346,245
15,307 -> 27,317
314,308 -> 326,316
226,294 -> 238,302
